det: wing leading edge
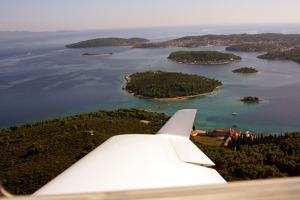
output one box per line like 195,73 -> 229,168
34,109 -> 226,196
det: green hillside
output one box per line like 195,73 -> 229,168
0,109 -> 169,194
1,109 -> 299,195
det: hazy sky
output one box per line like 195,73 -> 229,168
1,0 -> 300,32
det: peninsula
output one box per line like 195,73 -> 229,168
122,71 -> 222,99
66,37 -> 149,48
134,33 -> 300,52
167,51 -> 242,64
226,43 -> 276,52
232,67 -> 259,74
257,48 -> 300,64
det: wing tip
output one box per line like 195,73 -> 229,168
157,109 -> 197,138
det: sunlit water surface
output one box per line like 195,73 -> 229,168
1,24 -> 300,134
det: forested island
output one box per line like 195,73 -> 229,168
257,48 -> 300,64
123,71 -> 222,99
1,109 -> 299,194
232,67 -> 259,74
134,33 -> 300,52
241,96 -> 260,103
167,51 -> 242,64
66,37 -> 149,48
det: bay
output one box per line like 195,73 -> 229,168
1,24 -> 300,134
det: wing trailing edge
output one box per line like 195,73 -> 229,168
157,109 -> 215,166
170,138 -> 215,166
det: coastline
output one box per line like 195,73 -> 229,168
167,58 -> 242,65
122,75 -> 133,96
122,75 -> 221,101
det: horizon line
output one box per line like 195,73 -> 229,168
1,22 -> 300,33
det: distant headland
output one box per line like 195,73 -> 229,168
167,51 -> 242,64
122,71 -> 222,100
66,34 -> 300,64
257,48 -> 300,64
66,37 -> 149,48
133,33 -> 300,52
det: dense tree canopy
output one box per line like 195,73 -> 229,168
232,67 -> 259,73
192,132 -> 300,181
0,109 -> 169,195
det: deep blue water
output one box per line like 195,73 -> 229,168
1,24 -> 300,134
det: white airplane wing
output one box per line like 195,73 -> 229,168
34,109 -> 226,196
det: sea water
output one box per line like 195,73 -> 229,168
1,24 -> 300,134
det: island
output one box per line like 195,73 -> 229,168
232,67 -> 259,73
257,48 -> 300,64
66,37 -> 149,48
167,51 -> 242,64
122,71 -> 222,99
241,96 -> 260,103
80,52 -> 113,56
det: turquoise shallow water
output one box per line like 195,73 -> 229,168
1,26 -> 300,134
